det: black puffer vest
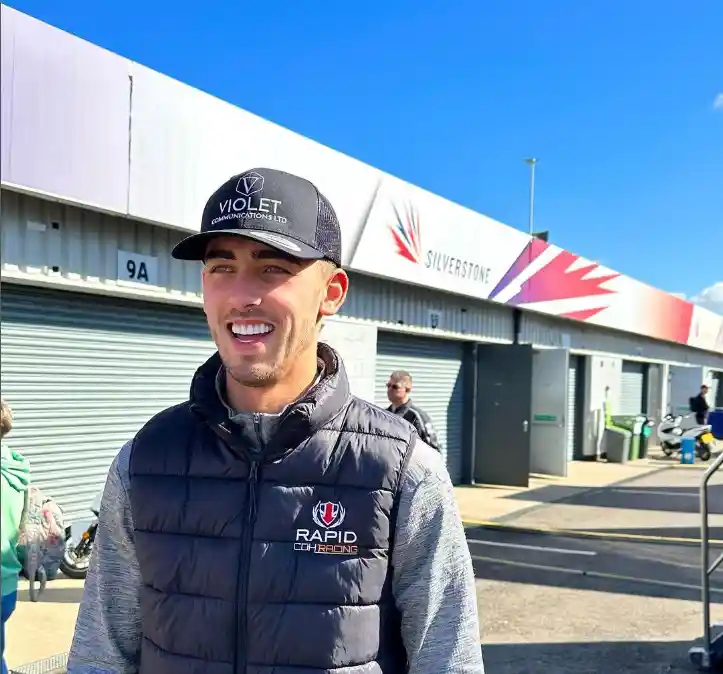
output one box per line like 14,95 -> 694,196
128,344 -> 416,674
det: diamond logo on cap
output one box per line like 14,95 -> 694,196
236,171 -> 264,197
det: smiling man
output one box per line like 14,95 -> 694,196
66,168 -> 484,674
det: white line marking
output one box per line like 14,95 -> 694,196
467,538 -> 596,557
471,554 -> 723,594
609,488 -> 699,498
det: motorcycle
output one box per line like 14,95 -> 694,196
60,490 -> 101,579
658,413 -> 715,462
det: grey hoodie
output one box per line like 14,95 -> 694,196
66,374 -> 485,674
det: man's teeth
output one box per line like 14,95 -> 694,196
231,323 -> 273,336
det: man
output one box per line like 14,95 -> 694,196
386,370 -> 442,451
67,168 -> 484,674
691,384 -> 711,425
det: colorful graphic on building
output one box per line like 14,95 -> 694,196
389,203 -> 422,264
350,178 -> 723,353
489,239 -> 621,321
388,201 -> 495,285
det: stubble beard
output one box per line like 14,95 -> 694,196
221,317 -> 318,389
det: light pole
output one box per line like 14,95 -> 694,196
524,157 -> 537,235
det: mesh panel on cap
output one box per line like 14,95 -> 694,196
315,191 -> 342,266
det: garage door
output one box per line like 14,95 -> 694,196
566,357 -> 580,461
619,361 -> 645,416
374,332 -> 465,484
0,283 -> 216,522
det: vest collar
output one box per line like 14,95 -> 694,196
189,342 -> 351,460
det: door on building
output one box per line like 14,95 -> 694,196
566,355 -> 586,461
474,343 -> 533,488
710,371 -> 723,409
374,332 -> 465,484
0,284 -> 217,522
530,348 -> 569,478
619,361 -> 646,416
646,363 -> 663,444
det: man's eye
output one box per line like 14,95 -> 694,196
264,265 -> 290,274
209,264 -> 233,273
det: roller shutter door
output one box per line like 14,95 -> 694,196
566,358 -> 579,461
619,361 -> 645,416
374,332 -> 465,484
0,283 -> 216,522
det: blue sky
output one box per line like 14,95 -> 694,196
9,0 -> 723,307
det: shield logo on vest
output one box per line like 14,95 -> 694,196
312,501 -> 346,529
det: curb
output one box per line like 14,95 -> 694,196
462,518 -> 722,547
462,463 -> 715,547
480,463 -> 671,527
10,653 -> 67,674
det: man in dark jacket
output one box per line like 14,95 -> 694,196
386,370 -> 442,451
67,168 -> 485,674
691,385 -> 711,425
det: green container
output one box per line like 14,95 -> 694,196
639,424 -> 652,459
610,415 -> 643,461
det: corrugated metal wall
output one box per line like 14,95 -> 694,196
3,188 -> 721,369
344,272 -> 515,344
521,310 -> 723,369
2,190 -> 517,345
0,282 -> 216,522
1,188 -> 203,301
374,332 -> 465,483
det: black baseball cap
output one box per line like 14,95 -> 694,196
171,167 -> 342,266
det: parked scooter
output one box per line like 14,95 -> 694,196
658,413 -> 715,462
60,490 -> 101,579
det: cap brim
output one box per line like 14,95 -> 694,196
171,229 -> 325,262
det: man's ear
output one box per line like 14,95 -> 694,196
319,266 -> 349,318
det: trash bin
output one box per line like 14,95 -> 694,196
710,409 -> 723,441
610,415 -> 643,461
681,437 -> 696,464
603,426 -> 632,463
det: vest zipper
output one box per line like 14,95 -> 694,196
237,459 -> 259,673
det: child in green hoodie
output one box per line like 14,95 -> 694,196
1,399 -> 30,674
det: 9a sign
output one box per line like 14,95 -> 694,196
117,250 -> 158,286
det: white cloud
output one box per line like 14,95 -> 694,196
692,282 -> 723,316
714,93 -> 723,110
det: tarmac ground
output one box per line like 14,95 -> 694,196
473,464 -> 723,673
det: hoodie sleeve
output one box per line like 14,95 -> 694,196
67,441 -> 142,674
392,439 -> 485,673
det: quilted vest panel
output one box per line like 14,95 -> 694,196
129,350 -> 415,674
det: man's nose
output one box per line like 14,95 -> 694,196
226,272 -> 264,308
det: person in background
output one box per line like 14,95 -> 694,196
386,370 -> 442,452
1,399 -> 31,674
691,385 -> 711,425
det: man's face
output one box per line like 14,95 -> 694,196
387,377 -> 410,405
202,236 -> 348,388
702,386 -> 709,396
